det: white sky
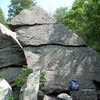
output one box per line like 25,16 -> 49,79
0,0 -> 75,19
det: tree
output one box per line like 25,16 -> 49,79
54,0 -> 100,53
0,8 -> 6,25
8,0 -> 36,21
53,7 -> 68,23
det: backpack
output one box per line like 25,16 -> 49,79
69,80 -> 79,91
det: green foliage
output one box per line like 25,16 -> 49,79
39,72 -> 46,89
8,0 -> 36,21
53,7 -> 68,23
15,66 -> 46,90
15,66 -> 32,88
0,8 -> 6,25
0,77 -> 4,80
6,95 -> 16,100
54,0 -> 100,53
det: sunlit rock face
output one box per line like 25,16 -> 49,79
8,5 -> 100,99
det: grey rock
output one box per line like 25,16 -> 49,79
0,79 -> 12,100
23,47 -> 40,67
15,24 -> 86,46
29,46 -> 100,93
7,6 -> 100,100
19,67 -> 40,100
70,89 -> 97,100
0,23 -> 26,68
8,6 -> 56,29
57,93 -> 72,100
0,67 -> 22,86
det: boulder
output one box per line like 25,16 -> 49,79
0,67 -> 22,85
15,24 -> 86,46
0,23 -> 26,85
57,93 -> 72,100
23,48 -> 40,67
70,89 -> 97,100
19,67 -> 40,100
8,5 -> 56,30
0,78 -> 12,100
8,6 -> 100,100
32,46 -> 100,93
0,23 -> 26,68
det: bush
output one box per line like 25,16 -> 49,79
14,66 -> 32,88
15,66 -> 46,90
39,72 -> 46,89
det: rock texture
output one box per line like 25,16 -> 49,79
8,6 -> 100,100
8,6 -> 56,31
0,67 -> 22,85
19,67 -> 40,100
0,23 -> 26,85
35,46 -> 100,91
15,24 -> 86,46
70,89 -> 97,100
0,79 -> 12,100
0,23 -> 26,68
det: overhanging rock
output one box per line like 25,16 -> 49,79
0,23 -> 27,84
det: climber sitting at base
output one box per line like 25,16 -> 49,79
69,80 -> 79,91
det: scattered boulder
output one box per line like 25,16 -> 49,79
19,67 -> 40,100
0,23 -> 27,85
0,78 -> 12,100
57,93 -> 72,100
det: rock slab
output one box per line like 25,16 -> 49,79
0,23 -> 26,68
19,67 -> 40,100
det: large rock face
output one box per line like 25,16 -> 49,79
24,46 -> 100,91
0,23 -> 26,84
8,6 -> 100,99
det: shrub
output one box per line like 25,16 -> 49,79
14,66 -> 32,88
15,66 -> 46,90
39,72 -> 46,89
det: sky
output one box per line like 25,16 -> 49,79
0,0 -> 75,19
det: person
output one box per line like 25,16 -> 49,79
69,80 -> 79,91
